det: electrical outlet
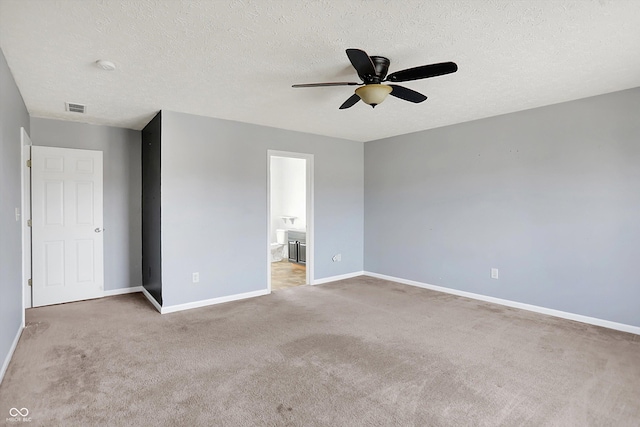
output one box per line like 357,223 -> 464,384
192,272 -> 200,283
332,254 -> 342,262
491,268 -> 499,279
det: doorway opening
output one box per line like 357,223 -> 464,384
267,151 -> 313,291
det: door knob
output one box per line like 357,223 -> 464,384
95,228 -> 102,233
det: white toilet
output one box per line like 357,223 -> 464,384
270,229 -> 286,262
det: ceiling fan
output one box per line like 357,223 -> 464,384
292,48 -> 458,109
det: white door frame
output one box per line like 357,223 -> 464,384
267,150 -> 314,292
21,128 -> 32,315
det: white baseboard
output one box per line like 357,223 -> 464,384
364,271 -> 640,336
103,286 -> 143,297
141,286 -> 163,313
313,271 -> 365,285
1,325 -> 23,385
161,289 -> 270,314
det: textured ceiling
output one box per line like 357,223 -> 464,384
1,0 -> 640,142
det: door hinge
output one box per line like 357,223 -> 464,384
26,159 -> 31,168
28,279 -> 32,287
27,219 -> 32,227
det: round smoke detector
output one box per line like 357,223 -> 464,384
95,60 -> 116,71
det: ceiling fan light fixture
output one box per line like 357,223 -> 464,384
355,84 -> 392,108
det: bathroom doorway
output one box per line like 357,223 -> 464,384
267,151 -> 313,291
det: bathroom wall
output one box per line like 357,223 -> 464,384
270,156 -> 306,243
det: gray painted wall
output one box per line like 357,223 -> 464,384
0,48 -> 29,377
30,117 -> 142,292
161,111 -> 364,307
365,88 -> 640,327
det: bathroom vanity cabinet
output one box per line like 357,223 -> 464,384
287,230 -> 306,265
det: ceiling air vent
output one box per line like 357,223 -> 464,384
65,102 -> 85,113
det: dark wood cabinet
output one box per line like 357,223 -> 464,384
287,230 -> 306,265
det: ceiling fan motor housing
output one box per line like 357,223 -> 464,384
360,56 -> 390,83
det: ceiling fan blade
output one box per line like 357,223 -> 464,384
346,48 -> 376,78
386,62 -> 458,83
339,94 -> 361,109
389,85 -> 428,103
292,82 -> 360,88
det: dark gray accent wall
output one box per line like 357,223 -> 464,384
161,111 -> 364,307
141,112 -> 162,305
30,117 -> 142,292
0,48 -> 29,378
365,88 -> 640,327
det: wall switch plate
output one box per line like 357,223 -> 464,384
192,272 -> 200,283
332,254 -> 342,262
491,268 -> 499,279
15,207 -> 20,221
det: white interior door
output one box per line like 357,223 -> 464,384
31,146 -> 104,307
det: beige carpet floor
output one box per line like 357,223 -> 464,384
1,276 -> 639,426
